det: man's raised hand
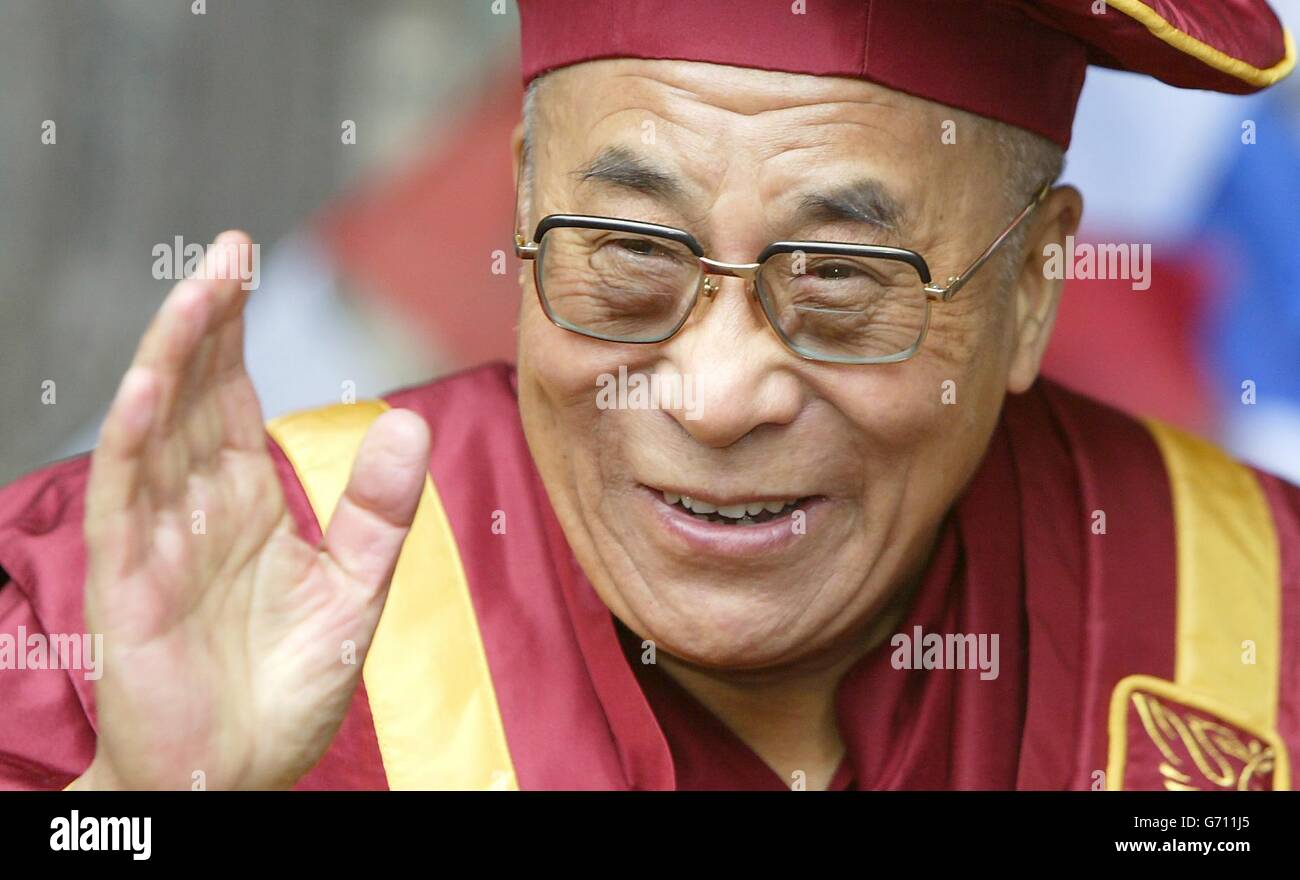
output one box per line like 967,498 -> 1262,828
74,232 -> 430,790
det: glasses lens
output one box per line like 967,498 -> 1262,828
756,251 -> 928,362
537,226 -> 700,342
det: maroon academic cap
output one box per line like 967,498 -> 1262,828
517,0 -> 1295,149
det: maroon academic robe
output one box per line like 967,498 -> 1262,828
1,363 -> 1298,790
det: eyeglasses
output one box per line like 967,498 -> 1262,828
513,181 -> 1051,365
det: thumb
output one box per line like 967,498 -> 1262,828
322,408 -> 432,595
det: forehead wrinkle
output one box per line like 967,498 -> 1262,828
607,67 -> 912,120
583,95 -> 717,152
570,81 -> 923,200
581,103 -> 722,174
586,75 -> 899,163
607,71 -> 707,107
609,73 -> 917,152
548,70 -> 965,248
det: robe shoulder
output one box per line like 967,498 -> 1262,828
1027,376 -> 1300,542
1009,377 -> 1300,787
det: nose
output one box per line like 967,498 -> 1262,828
660,273 -> 803,448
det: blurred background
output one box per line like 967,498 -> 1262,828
1,0 -> 1298,485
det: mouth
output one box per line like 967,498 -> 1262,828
639,484 -> 826,558
658,490 -> 807,525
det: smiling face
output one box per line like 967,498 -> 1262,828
514,59 -> 1077,672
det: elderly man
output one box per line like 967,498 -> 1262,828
1,0 -> 1297,792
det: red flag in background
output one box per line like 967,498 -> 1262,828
1042,247 -> 1219,437
317,74 -> 523,368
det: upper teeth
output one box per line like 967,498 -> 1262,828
663,491 -> 797,518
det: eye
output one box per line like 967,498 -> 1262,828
798,257 -> 892,287
612,238 -> 660,257
813,263 -> 859,280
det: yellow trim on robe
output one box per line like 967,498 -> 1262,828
1143,419 -> 1281,733
1107,420 -> 1288,790
1106,0 -> 1295,87
268,400 -> 518,790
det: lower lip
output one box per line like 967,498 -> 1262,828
640,485 -> 824,558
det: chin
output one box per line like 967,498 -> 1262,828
602,564 -> 840,670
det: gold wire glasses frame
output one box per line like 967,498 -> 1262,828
513,177 -> 1052,365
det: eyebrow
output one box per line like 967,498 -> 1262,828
796,179 -> 904,234
573,146 -> 687,204
574,147 -> 905,235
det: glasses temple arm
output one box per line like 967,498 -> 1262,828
924,181 -> 1052,301
512,150 -> 539,259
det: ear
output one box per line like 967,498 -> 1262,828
1005,184 -> 1083,394
509,120 -> 525,183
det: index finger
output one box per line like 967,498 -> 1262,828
87,231 -> 255,518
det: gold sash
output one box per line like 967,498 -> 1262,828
1107,421 -> 1288,790
268,400 -> 517,790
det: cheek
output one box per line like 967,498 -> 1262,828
518,291 -> 636,414
821,321 -> 1004,479
880,297 -> 1009,431
925,283 -> 1016,380
518,299 -> 598,474
519,295 -> 585,405
518,294 -> 653,493
824,354 -> 956,442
